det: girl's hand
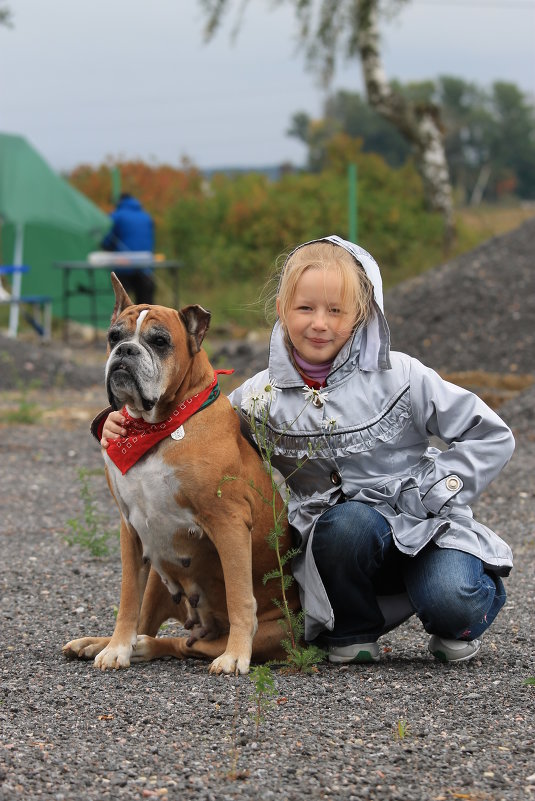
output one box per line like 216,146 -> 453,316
101,411 -> 127,448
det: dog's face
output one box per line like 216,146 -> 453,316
105,273 -> 211,420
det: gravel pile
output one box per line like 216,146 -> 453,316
385,218 -> 535,375
1,221 -> 534,800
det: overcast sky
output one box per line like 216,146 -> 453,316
1,0 -> 534,172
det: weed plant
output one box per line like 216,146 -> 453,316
4,393 -> 42,425
249,665 -> 277,735
66,468 -> 119,557
395,718 -> 410,740
1,352 -> 43,424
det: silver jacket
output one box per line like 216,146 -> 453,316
229,236 -> 515,640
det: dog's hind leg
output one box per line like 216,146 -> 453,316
63,637 -> 112,660
131,633 -> 231,665
131,618 -> 291,669
138,567 -> 179,636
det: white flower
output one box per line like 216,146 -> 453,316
242,388 -> 271,415
242,381 -> 281,415
302,386 -> 329,405
322,417 -> 338,431
263,382 -> 281,396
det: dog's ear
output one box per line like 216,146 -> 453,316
179,305 -> 211,354
110,272 -> 134,324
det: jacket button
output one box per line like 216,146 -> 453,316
330,471 -> 342,486
445,476 -> 461,491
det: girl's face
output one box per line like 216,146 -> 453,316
277,266 -> 357,364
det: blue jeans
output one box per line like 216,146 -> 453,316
311,501 -> 506,646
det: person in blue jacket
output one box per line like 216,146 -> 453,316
102,193 -> 155,304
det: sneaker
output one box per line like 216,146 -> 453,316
329,642 -> 380,664
429,635 -> 481,663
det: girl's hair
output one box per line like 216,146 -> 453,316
276,241 -> 375,330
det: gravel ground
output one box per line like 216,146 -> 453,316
1,220 -> 534,800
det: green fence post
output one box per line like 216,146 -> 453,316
348,163 -> 358,242
111,166 -> 121,203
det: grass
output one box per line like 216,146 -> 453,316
65,468 -> 119,557
395,718 -> 410,740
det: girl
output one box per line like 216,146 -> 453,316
101,236 -> 514,664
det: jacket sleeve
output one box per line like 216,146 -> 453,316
409,357 -> 515,514
90,407 -> 113,444
100,213 -> 117,251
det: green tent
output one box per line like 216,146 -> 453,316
0,132 -> 111,335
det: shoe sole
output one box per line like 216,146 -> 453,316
430,644 -> 481,663
329,649 -> 380,665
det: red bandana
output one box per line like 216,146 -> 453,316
107,369 -> 233,475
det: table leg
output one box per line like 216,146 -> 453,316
62,268 -> 69,342
89,269 -> 98,341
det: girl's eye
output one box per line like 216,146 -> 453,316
329,308 -> 341,314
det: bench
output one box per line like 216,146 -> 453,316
0,265 -> 53,340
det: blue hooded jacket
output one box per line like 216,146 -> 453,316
102,195 -> 154,253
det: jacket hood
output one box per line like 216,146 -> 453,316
272,235 -> 391,378
117,196 -> 143,212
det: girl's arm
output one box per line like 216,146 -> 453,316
409,357 -> 515,513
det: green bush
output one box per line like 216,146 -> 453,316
163,150 -> 445,328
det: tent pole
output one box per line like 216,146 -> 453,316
8,223 -> 23,338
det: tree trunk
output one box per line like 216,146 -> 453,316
355,0 -> 454,247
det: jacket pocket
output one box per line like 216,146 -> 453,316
396,479 -> 431,520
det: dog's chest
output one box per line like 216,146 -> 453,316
105,451 -> 199,579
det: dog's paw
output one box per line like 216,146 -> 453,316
63,637 -> 108,660
94,643 -> 133,670
209,651 -> 251,675
130,634 -> 153,662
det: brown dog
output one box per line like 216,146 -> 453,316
63,274 -> 300,674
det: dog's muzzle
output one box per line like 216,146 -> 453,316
106,341 -> 159,411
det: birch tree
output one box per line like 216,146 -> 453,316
200,0 -> 455,244
0,3 -> 12,26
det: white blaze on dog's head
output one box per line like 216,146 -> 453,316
134,308 -> 149,337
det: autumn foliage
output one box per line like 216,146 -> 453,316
66,142 -> 446,326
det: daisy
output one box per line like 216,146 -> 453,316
242,389 -> 269,415
322,417 -> 337,431
302,386 -> 329,406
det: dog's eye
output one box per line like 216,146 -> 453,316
150,334 -> 170,348
108,329 -> 122,345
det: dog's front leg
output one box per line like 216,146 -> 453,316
209,524 -> 257,675
94,519 -> 148,670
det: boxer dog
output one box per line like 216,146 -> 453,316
63,274 -> 299,674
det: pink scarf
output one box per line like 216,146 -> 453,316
293,349 -> 332,388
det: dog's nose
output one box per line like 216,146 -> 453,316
115,342 -> 139,357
